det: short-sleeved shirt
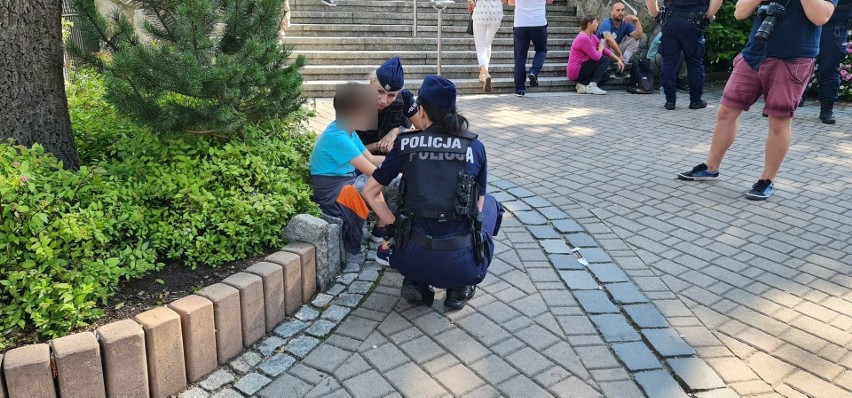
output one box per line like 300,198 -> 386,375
373,128 -> 488,237
741,0 -> 838,70
513,0 -> 548,27
596,18 -> 635,43
309,121 -> 367,177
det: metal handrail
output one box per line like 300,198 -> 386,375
413,0 -> 418,37
432,0 -> 453,75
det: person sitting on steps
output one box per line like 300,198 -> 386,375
567,15 -> 625,95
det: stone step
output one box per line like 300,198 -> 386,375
287,0 -> 576,14
302,76 -> 624,97
284,23 -> 578,38
288,7 -> 576,19
293,49 -> 571,65
301,62 -> 569,80
289,12 -> 580,24
283,36 -> 573,51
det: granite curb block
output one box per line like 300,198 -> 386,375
490,178 -> 730,398
0,214 -> 348,398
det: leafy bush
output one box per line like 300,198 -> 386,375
705,2 -> 754,69
1,143 -> 159,340
1,71 -> 317,347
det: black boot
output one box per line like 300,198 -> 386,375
819,100 -> 836,124
444,286 -> 476,310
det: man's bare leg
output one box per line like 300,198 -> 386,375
705,104 -> 744,171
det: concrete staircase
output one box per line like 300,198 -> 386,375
284,0 -> 582,97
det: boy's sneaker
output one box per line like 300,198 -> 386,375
677,163 -> 719,181
528,73 -> 540,87
374,245 -> 391,266
370,224 -> 386,243
746,179 -> 775,200
400,279 -> 435,306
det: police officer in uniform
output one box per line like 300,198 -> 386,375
647,0 -> 723,110
362,75 -> 504,310
358,56 -> 420,154
817,0 -> 851,124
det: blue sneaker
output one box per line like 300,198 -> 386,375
746,179 -> 775,200
516,89 -> 525,97
678,163 -> 719,181
374,244 -> 391,266
370,224 -> 386,243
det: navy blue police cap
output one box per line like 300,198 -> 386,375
417,75 -> 457,110
376,56 -> 405,92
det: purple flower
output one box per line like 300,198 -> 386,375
20,175 -> 28,183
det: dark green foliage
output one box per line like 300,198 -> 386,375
1,71 -> 317,348
69,0 -> 306,135
705,2 -> 754,69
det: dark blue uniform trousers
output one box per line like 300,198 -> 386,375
391,195 -> 504,289
660,17 -> 706,103
817,20 -> 850,101
514,26 -> 549,91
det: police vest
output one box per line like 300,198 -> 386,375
378,96 -> 408,137
666,0 -> 708,9
837,0 -> 851,13
398,128 -> 478,222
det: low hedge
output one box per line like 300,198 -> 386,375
0,71 -> 318,348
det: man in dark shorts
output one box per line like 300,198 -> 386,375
358,56 -> 419,154
677,0 -> 837,200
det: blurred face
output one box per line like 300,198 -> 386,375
585,19 -> 599,33
611,3 -> 625,21
374,81 -> 400,110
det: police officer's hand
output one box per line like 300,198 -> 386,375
377,128 -> 400,153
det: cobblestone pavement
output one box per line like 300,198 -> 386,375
295,92 -> 852,397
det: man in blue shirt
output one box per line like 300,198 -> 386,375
678,0 -> 837,200
597,2 -> 645,63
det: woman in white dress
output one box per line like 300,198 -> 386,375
468,0 -> 505,92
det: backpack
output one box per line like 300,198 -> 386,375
626,58 -> 655,94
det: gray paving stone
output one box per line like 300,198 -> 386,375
179,387 -> 210,398
343,262 -> 361,273
514,211 -> 547,225
233,372 -> 271,396
212,388 -> 246,398
363,343 -> 410,372
348,280 -> 373,294
507,186 -> 535,198
337,293 -> 364,307
491,191 -> 514,203
274,319 -> 309,338
668,358 -> 726,391
497,374 -> 554,398
505,346 -> 555,377
258,353 -> 297,377
527,225 -> 561,239
588,263 -> 630,283
358,270 -> 380,282
541,239 -> 573,254
295,305 -> 320,321
342,370 -> 395,398
612,342 -> 663,371
503,201 -> 532,212
579,248 -> 613,264
590,314 -> 642,342
385,362 -> 447,398
339,273 -> 357,285
286,335 -> 321,358
552,219 -> 585,233
470,355 -> 520,385
634,370 -> 689,398
522,196 -> 551,208
312,293 -> 335,308
200,369 -> 236,391
598,380 -> 645,397
560,270 -> 600,290
322,304 -> 352,323
573,290 -> 619,314
327,283 -> 346,296
642,328 -> 697,357
306,319 -> 338,338
565,233 -> 598,248
623,304 -> 669,328
302,343 -> 352,373
693,388 -> 741,398
399,335 -> 447,364
258,336 -> 287,356
548,376 -> 603,398
434,363 -> 487,396
231,351 -> 262,374
539,206 -> 569,219
257,374 -> 313,398
605,282 -> 649,304
550,254 -> 585,270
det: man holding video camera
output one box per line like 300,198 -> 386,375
677,0 -> 837,200
646,0 -> 723,110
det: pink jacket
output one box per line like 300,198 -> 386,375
567,32 -> 612,81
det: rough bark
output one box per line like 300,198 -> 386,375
0,0 -> 81,170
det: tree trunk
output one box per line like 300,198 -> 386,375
0,0 -> 81,170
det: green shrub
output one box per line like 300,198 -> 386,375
705,2 -> 754,70
1,71 -> 317,347
0,142 -> 159,340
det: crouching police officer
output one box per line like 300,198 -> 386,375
647,0 -> 723,110
362,75 -> 504,310
358,56 -> 419,154
816,0 -> 851,124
